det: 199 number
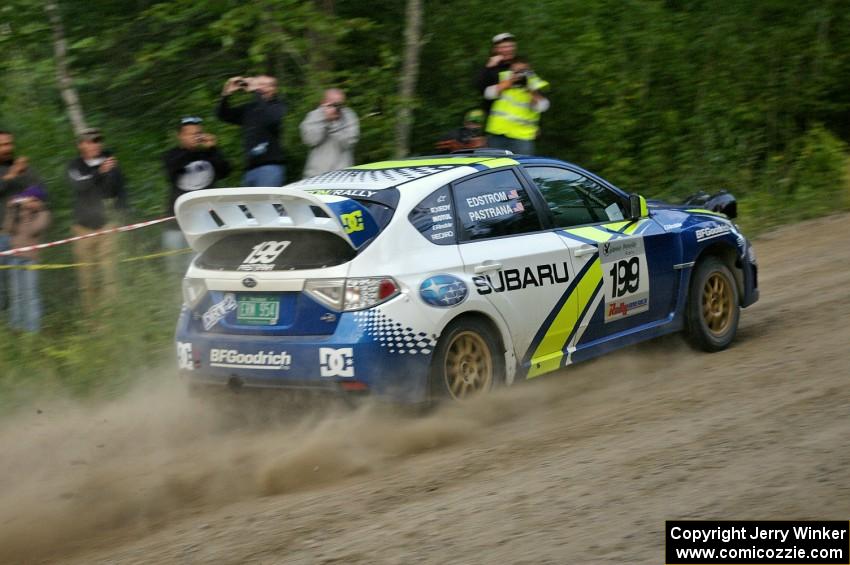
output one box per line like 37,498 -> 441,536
609,257 -> 640,298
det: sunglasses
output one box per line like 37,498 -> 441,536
86,136 -> 104,143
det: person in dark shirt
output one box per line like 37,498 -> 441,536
162,116 -> 230,273
66,127 -> 129,313
163,116 -> 231,215
217,75 -> 286,186
475,32 -> 518,118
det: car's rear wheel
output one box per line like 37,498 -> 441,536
430,318 -> 503,401
685,256 -> 740,351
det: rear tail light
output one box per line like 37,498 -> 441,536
344,277 -> 400,310
182,277 -> 208,309
304,278 -> 346,310
304,277 -> 400,312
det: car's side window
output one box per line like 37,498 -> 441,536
453,169 -> 541,241
408,185 -> 456,245
525,166 -> 625,228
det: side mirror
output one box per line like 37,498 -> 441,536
628,194 -> 648,220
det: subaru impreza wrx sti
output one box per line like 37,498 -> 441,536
174,152 -> 758,403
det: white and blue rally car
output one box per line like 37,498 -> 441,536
175,151 -> 758,403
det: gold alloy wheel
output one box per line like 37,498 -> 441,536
702,272 -> 734,336
444,331 -> 493,399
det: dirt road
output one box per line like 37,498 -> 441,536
1,214 -> 848,564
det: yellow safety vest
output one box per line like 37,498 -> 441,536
486,71 -> 549,141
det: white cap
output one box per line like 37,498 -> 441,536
491,32 -> 516,44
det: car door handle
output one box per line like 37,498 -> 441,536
574,244 -> 598,257
474,261 -> 503,274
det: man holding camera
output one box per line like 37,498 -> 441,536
163,117 -> 231,216
161,116 -> 231,273
299,88 -> 360,178
217,75 -> 286,186
66,128 -> 129,314
484,56 -> 550,155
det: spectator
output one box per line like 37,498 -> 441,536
434,109 -> 486,154
475,32 -> 518,117
299,88 -> 360,178
162,116 -> 231,273
0,130 -> 42,312
66,127 -> 129,314
217,75 -> 286,186
5,185 -> 50,333
484,56 -> 550,155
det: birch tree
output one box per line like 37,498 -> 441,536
45,1 -> 87,135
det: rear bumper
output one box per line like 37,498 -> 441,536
175,308 -> 433,404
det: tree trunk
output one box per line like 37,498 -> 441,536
45,1 -> 88,136
394,0 -> 423,158
306,0 -> 335,79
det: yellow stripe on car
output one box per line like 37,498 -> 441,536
561,226 -> 614,243
481,157 -> 520,168
527,258 -> 604,378
348,157 -> 518,170
685,208 -> 727,218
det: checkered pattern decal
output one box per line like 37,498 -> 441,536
292,166 -> 454,189
353,310 -> 438,355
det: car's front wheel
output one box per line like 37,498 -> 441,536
430,318 -> 503,401
685,256 -> 740,351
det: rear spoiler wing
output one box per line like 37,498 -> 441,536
174,187 -> 356,253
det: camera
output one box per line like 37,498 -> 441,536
513,69 -> 534,88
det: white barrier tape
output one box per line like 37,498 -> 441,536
0,216 -> 176,257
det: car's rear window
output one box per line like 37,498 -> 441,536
196,230 -> 357,272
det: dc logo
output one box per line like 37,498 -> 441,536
420,275 -> 468,307
319,347 -> 355,377
176,342 -> 194,370
340,210 -> 364,234
243,241 -> 291,264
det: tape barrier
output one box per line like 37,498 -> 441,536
0,248 -> 192,270
0,215 -> 176,257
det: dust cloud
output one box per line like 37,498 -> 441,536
0,344 -> 676,564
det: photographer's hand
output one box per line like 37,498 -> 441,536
222,77 -> 244,96
486,54 -> 503,68
201,134 -> 217,148
496,75 -> 516,93
99,157 -> 117,174
321,104 -> 340,122
4,156 -> 29,179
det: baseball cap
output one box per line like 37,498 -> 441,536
77,127 -> 103,143
464,109 -> 485,124
180,116 -> 203,126
492,32 -> 515,44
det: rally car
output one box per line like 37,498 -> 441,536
174,151 -> 758,403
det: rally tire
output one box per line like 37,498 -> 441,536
685,257 -> 740,352
430,318 -> 504,402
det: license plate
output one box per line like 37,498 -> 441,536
236,296 -> 280,325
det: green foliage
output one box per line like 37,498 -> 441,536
0,0 -> 848,405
